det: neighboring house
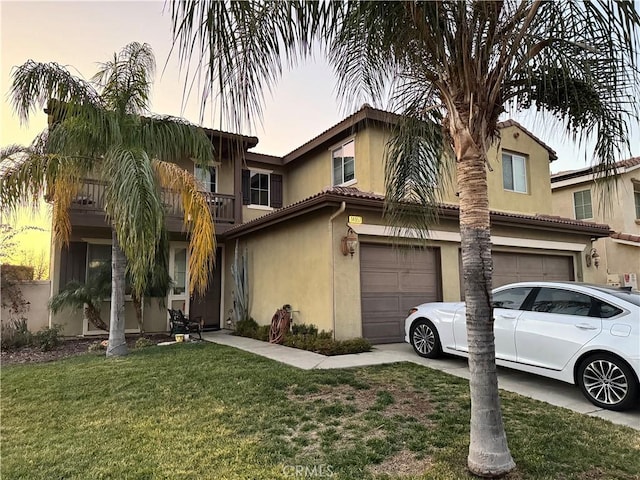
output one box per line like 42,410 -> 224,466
49,105 -> 610,343
551,157 -> 640,289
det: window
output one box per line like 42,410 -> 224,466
86,243 -> 132,295
502,152 -> 527,193
332,139 -> 355,185
573,189 -> 593,220
242,170 -> 282,208
531,288 -> 592,316
87,244 -> 111,282
194,165 -> 216,193
172,247 -> 187,295
250,171 -> 270,206
492,287 -> 534,310
634,183 -> 640,219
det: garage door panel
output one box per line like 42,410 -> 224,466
361,295 -> 400,313
361,272 -> 400,292
361,244 -> 441,344
362,321 -> 405,344
399,272 -> 438,292
492,252 -> 574,288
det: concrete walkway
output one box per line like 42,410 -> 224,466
202,330 -> 640,430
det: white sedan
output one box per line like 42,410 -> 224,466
404,282 -> 640,411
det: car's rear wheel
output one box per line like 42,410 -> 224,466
410,319 -> 441,358
577,353 -> 639,411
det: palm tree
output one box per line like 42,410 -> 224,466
1,42 -> 216,357
49,263 -> 111,332
170,2 -> 639,476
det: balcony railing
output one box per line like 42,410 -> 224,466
71,179 -> 236,224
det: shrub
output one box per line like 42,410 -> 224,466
33,324 -> 63,351
291,323 -> 318,336
234,317 -> 259,337
255,325 -> 270,342
282,324 -> 372,356
0,318 -> 33,351
135,337 -> 155,349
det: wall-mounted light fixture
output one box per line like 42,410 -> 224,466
341,227 -> 358,257
585,248 -> 600,269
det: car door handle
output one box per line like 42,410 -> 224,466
575,323 -> 598,331
496,314 -> 517,319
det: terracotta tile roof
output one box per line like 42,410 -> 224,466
610,232 -> 640,244
224,187 -> 610,238
551,156 -> 640,183
496,119 -> 558,161
280,105 -> 558,163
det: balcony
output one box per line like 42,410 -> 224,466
69,179 -> 237,232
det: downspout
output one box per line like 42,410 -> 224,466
329,202 -> 347,340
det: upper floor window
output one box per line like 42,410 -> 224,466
573,189 -> 593,220
242,169 -> 283,209
502,152 -> 527,193
634,182 -> 640,219
250,171 -> 270,206
332,139 -> 355,186
194,165 -> 217,193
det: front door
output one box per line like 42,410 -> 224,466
189,247 -> 222,331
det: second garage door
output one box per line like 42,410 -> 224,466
492,251 -> 575,287
360,244 -> 441,344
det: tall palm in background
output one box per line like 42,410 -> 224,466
0,42 -> 216,357
171,2 -> 639,476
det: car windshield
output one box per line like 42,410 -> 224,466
588,285 -> 640,307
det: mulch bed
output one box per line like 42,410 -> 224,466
0,334 -> 173,366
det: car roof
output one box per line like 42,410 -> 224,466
495,281 -> 640,307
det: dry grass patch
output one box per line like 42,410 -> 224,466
369,449 -> 433,476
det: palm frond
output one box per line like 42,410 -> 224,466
384,105 -> 455,241
170,1 -> 330,131
153,159 -> 216,296
10,61 -> 102,124
135,115 -> 214,166
92,42 -> 155,115
102,147 -> 165,297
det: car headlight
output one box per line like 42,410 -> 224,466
408,308 -> 418,316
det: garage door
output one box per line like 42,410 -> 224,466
360,244 -> 441,344
492,251 -> 574,288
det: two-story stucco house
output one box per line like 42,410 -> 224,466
49,105 -> 611,343
551,157 -> 640,289
49,128 -> 262,336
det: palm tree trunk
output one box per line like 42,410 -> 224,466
84,305 -> 108,331
107,229 -> 128,357
455,133 -> 515,477
132,293 -> 144,334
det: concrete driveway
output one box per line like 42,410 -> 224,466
203,331 -> 640,430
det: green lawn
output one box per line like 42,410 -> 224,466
2,343 -> 639,480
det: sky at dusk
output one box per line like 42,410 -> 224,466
1,0 -> 639,261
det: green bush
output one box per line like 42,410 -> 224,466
234,318 -> 259,337
0,318 -> 33,351
291,323 -> 318,336
33,324 -> 63,351
135,337 -> 155,349
232,319 -> 372,356
283,325 -> 372,356
255,325 -> 270,342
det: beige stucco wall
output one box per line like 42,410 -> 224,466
551,169 -> 640,285
1,281 -> 51,333
224,211 -> 334,333
285,124 -> 554,216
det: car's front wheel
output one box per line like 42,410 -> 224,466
577,353 -> 639,411
410,319 -> 441,359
